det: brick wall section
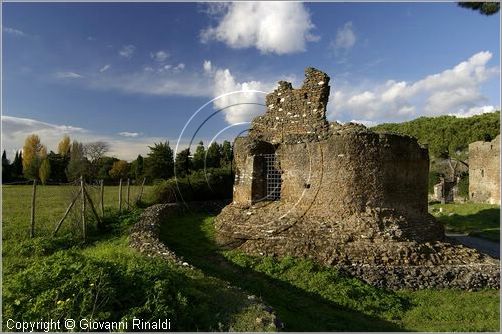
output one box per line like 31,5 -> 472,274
469,135 -> 500,204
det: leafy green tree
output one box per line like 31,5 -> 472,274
206,142 -> 222,168
66,141 -> 90,181
39,158 -> 51,185
96,156 -> 119,182
109,160 -> 130,180
372,111 -> 500,159
145,142 -> 174,180
12,151 -> 23,178
175,149 -> 191,177
47,152 -> 69,183
458,2 -> 500,15
129,155 -> 144,180
2,150 -> 12,183
192,141 -> 206,171
221,140 -> 233,166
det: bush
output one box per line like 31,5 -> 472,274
152,168 -> 233,203
428,172 -> 441,194
457,174 -> 469,198
2,251 -> 187,330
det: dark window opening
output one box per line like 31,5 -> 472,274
264,154 -> 281,200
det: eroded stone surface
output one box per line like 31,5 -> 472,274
215,68 -> 500,290
469,135 -> 500,205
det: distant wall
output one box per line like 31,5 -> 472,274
469,135 -> 500,205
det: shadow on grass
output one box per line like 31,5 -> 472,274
159,212 -> 406,332
439,208 -> 500,241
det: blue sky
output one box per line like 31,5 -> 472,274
2,2 -> 500,160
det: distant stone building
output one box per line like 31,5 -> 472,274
433,177 -> 458,203
215,68 -> 499,290
469,135 -> 500,205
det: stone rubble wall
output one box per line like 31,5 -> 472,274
129,201 -> 230,265
249,67 -> 330,144
215,67 -> 500,291
129,202 -> 283,330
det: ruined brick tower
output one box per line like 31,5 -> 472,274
215,68 -> 499,290
469,135 -> 501,205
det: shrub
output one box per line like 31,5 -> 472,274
152,168 -> 233,203
2,251 -> 186,330
428,172 -> 441,194
457,174 -> 469,198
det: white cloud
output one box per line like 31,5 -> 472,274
332,22 -> 356,51
118,131 -> 141,138
201,2 -> 318,54
89,70 -> 212,97
329,51 -> 499,123
99,64 -> 111,73
119,44 -> 136,58
3,26 -> 27,37
173,63 -> 185,71
1,115 -> 171,161
203,60 -> 213,74
449,105 -> 499,118
55,71 -> 83,79
1,115 -> 87,157
151,50 -> 169,62
212,68 -> 272,124
350,120 -> 378,127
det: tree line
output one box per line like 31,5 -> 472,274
2,134 -> 233,185
371,111 -> 500,160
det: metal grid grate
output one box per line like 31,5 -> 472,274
264,154 -> 281,200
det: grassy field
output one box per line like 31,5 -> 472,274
160,213 -> 500,332
2,184 -> 153,240
2,184 -> 278,331
2,185 -> 500,331
430,202 -> 500,241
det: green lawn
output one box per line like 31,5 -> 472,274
2,186 -> 500,331
160,212 -> 500,332
429,202 -> 500,241
2,210 -> 278,331
2,184 -> 152,240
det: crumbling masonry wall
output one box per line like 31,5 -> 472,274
469,135 -> 500,205
216,68 -> 499,290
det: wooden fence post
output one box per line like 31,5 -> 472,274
53,189 -> 81,236
100,179 -> 105,217
126,178 -> 131,209
30,179 -> 37,238
137,177 -> 146,203
81,176 -> 86,240
83,187 -> 102,229
118,178 -> 123,213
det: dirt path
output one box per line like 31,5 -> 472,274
446,233 -> 500,258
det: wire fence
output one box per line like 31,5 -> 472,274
2,177 -> 147,241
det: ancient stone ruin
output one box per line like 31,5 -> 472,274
215,68 -> 499,290
469,135 -> 500,205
